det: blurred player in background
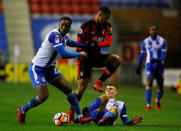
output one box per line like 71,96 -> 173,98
68,6 -> 121,124
74,83 -> 143,126
17,16 -> 92,124
136,24 -> 167,111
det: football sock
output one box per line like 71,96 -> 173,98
67,94 -> 81,116
21,96 -> 40,113
145,89 -> 152,105
156,91 -> 163,102
99,65 -> 117,81
74,117 -> 79,123
99,69 -> 112,81
75,94 -> 82,101
89,98 -> 102,112
70,94 -> 82,110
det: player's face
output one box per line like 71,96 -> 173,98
59,20 -> 71,35
105,85 -> 118,99
149,25 -> 158,38
99,12 -> 110,23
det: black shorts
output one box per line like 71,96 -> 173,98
77,54 -> 110,79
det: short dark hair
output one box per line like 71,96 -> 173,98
107,83 -> 118,90
149,24 -> 159,30
60,16 -> 72,24
99,6 -> 111,14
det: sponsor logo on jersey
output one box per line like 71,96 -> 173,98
78,28 -> 83,34
80,71 -> 84,77
55,38 -> 60,43
42,77 -> 46,82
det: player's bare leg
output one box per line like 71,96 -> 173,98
51,76 -> 92,124
17,85 -> 49,124
145,77 -> 153,111
93,54 -> 121,92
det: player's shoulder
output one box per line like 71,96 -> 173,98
49,29 -> 61,38
142,36 -> 150,44
157,35 -> 167,45
158,35 -> 166,41
47,29 -> 62,43
80,19 -> 93,29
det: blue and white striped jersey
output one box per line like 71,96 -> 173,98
32,29 -> 77,67
105,98 -> 130,125
140,35 -> 167,64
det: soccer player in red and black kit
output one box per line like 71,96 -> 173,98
68,6 -> 121,124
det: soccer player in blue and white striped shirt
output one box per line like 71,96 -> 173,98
136,24 -> 167,111
17,16 -> 92,124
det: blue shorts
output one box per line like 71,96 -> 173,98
145,63 -> 164,80
29,63 -> 62,88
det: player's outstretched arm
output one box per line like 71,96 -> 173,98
67,40 -> 85,47
54,44 -> 83,59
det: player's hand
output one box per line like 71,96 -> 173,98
80,51 -> 88,57
132,116 -> 143,125
136,67 -> 141,76
151,59 -> 160,64
82,107 -> 90,117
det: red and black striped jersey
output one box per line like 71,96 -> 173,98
76,18 -> 112,56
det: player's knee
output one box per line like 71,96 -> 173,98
39,93 -> 49,102
145,86 -> 152,90
108,55 -> 122,67
114,55 -> 122,65
109,106 -> 118,116
63,87 -> 72,96
99,94 -> 109,102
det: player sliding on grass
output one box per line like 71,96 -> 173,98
136,24 -> 167,111
73,83 -> 143,125
17,16 -> 92,124
68,6 -> 121,124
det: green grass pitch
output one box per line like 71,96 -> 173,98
0,82 -> 181,131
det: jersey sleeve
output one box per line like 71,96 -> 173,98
48,32 -> 64,47
137,41 -> 146,68
67,40 -> 85,47
98,23 -> 112,47
49,32 -> 81,58
159,40 -> 167,61
120,104 -> 132,125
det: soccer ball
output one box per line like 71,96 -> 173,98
53,112 -> 68,126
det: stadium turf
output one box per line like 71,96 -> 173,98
0,82 -> 181,131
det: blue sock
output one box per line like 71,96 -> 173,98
145,89 -> 152,105
89,98 -> 102,112
21,96 -> 40,113
156,91 -> 163,102
74,117 -> 79,123
102,112 -> 116,118
67,94 -> 81,116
